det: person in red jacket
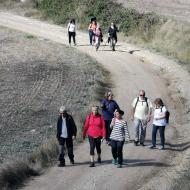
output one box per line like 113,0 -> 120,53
83,106 -> 106,167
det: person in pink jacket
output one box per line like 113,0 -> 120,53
83,106 -> 106,167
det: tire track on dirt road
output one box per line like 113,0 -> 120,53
0,11 -> 189,190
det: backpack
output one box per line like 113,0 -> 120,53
134,97 -> 149,110
161,106 -> 170,124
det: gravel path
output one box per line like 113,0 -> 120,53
0,11 -> 189,190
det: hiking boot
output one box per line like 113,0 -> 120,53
158,146 -> 164,150
112,159 -> 117,165
58,162 -> 65,167
97,157 -> 101,164
134,141 -> 139,146
117,164 -> 122,168
148,145 -> 156,149
140,143 -> 145,146
89,162 -> 95,167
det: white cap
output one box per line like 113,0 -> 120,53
59,106 -> 67,113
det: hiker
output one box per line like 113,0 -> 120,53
83,106 -> 106,167
100,91 -> 120,145
149,98 -> 168,150
107,22 -> 119,44
110,109 -> 130,168
94,23 -> 103,51
68,19 -> 76,46
132,90 -> 152,146
56,106 -> 77,167
88,20 -> 97,45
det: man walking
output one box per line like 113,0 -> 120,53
132,90 -> 152,146
56,106 -> 77,167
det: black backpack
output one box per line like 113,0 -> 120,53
161,106 -> 170,124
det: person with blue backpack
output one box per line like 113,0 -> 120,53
100,91 -> 120,145
149,98 -> 170,150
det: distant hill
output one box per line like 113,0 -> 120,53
117,0 -> 190,22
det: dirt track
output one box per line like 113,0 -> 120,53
0,12 -> 190,190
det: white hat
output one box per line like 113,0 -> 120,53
59,106 -> 67,113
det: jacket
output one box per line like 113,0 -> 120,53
108,27 -> 118,38
83,113 -> 106,139
57,114 -> 77,140
100,99 -> 120,121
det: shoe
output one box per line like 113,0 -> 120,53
58,162 -> 65,167
112,159 -> 117,165
148,145 -> 156,149
97,157 -> 101,163
134,141 -> 139,146
117,164 -> 122,168
74,43 -> 77,46
140,143 -> 145,146
89,162 -> 95,167
70,159 -> 74,165
158,146 -> 164,150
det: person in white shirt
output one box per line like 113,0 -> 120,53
132,90 -> 152,146
149,98 -> 168,150
57,106 -> 77,167
68,19 -> 76,45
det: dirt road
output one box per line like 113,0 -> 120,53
0,12 -> 189,190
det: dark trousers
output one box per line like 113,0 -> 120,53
68,31 -> 76,44
89,31 -> 94,44
58,137 -> 74,163
88,136 -> 101,156
105,120 -> 112,142
152,124 -> 166,147
111,140 -> 124,165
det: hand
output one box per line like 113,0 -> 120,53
131,116 -> 134,122
72,136 -> 76,140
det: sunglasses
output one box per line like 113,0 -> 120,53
140,94 -> 145,97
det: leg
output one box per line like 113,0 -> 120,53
95,137 -> 102,163
105,120 -> 111,142
68,32 -> 72,44
88,136 -> 96,167
134,118 -> 140,144
117,141 -> 124,165
58,138 -> 66,166
89,31 -> 93,45
66,138 -> 74,163
152,124 -> 158,147
73,32 -> 76,45
140,121 -> 147,144
159,126 -> 165,148
111,140 -> 118,160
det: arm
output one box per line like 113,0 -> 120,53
70,116 -> 77,137
56,117 -> 61,140
83,115 -> 90,139
110,118 -> 115,129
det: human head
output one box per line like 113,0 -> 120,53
91,106 -> 99,115
154,98 -> 164,108
115,109 -> 124,119
59,106 -> 67,117
139,90 -> 145,99
105,91 -> 113,100
111,22 -> 114,27
71,19 -> 75,24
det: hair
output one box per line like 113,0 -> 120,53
115,109 -> 124,115
105,91 -> 113,99
70,19 -> 75,24
154,98 -> 164,107
139,90 -> 145,95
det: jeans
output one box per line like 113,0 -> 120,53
88,136 -> 101,155
58,137 -> 74,163
152,124 -> 165,147
111,140 -> 124,165
68,31 -> 76,44
105,120 -> 112,142
134,118 -> 147,143
89,30 -> 93,44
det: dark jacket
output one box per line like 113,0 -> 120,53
108,26 -> 119,38
57,113 -> 77,140
100,99 -> 120,121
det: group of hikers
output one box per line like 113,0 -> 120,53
67,17 -> 119,51
56,90 -> 169,168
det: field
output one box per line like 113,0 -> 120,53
0,26 -> 109,164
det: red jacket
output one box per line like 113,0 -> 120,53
83,113 -> 106,139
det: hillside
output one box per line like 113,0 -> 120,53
118,0 -> 190,22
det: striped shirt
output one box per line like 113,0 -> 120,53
110,118 -> 130,142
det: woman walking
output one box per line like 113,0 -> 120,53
110,109 -> 130,168
149,98 -> 168,150
83,106 -> 106,167
68,19 -> 76,45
